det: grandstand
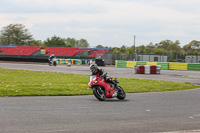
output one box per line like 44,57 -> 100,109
0,46 -> 110,63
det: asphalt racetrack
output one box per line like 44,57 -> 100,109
0,62 -> 200,133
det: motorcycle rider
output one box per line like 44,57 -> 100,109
48,54 -> 55,62
90,64 -> 117,88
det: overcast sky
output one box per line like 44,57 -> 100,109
0,0 -> 200,47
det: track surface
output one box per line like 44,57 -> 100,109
0,62 -> 200,133
0,91 -> 200,133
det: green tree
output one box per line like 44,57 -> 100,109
111,47 -> 120,54
65,37 -> 76,47
65,43 -> 73,47
126,47 -> 134,54
168,40 -> 181,52
190,40 -> 200,54
28,40 -> 43,46
76,39 -> 89,47
183,44 -> 192,55
136,45 -> 145,54
96,45 -> 104,48
156,39 -> 172,50
44,36 -> 66,47
152,48 -> 168,55
119,45 -> 126,53
145,42 -> 156,54
168,40 -> 181,61
183,40 -> 200,55
0,23 -> 33,45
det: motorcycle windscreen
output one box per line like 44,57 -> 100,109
90,75 -> 95,82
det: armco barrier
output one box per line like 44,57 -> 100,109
157,62 -> 169,70
56,59 -> 59,64
71,59 -> 75,64
62,59 -> 65,64
65,59 -> 68,64
68,59 -> 71,64
47,58 -> 86,65
169,62 -> 187,70
116,60 -> 200,71
59,59 -> 62,64
126,61 -> 136,68
188,63 -> 200,71
117,60 -> 126,67
146,62 -> 157,65
136,61 -> 146,65
116,60 -> 168,70
56,59 -> 82,65
115,60 -> 118,67
75,59 -> 80,65
81,59 -> 85,64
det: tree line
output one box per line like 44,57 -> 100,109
0,24 -> 89,48
111,40 -> 200,61
0,23 -> 199,60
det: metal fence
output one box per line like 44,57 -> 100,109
95,53 -> 200,65
96,53 -> 169,65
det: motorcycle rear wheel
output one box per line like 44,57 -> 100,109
93,86 -> 106,101
117,86 -> 126,100
49,62 -> 52,66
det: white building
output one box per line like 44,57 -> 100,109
185,55 -> 200,63
136,54 -> 168,62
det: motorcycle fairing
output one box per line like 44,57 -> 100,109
88,76 -> 116,98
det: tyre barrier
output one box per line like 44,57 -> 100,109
55,59 -> 89,65
188,63 -> 200,71
56,59 -> 59,64
134,65 -> 161,74
117,60 -> 200,71
169,62 -> 187,70
126,61 -> 136,67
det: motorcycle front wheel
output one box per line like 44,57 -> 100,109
53,61 -> 57,66
93,86 -> 106,101
117,86 -> 126,100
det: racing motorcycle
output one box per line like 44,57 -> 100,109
88,74 -> 126,101
49,58 -> 57,66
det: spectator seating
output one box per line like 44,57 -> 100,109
89,49 -> 109,57
0,46 -> 40,55
0,46 -> 109,57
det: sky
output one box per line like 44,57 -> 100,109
0,0 -> 200,47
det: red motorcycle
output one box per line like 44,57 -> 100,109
88,74 -> 126,101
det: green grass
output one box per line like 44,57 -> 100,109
0,68 -> 199,97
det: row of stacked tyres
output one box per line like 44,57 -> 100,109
116,60 -> 200,71
57,59 -> 72,64
116,60 -> 126,67
168,62 -> 188,70
188,63 -> 200,71
134,65 -> 161,74
117,60 -> 169,70
157,62 -> 169,70
56,59 -> 86,65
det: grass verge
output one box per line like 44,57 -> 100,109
0,68 -> 199,97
